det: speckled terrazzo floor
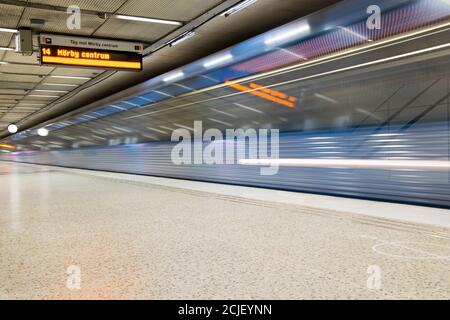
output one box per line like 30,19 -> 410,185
0,161 -> 449,300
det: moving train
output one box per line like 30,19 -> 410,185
1,0 -> 450,207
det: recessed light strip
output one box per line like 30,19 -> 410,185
114,14 -> 182,26
0,28 -> 17,33
168,31 -> 196,46
222,0 -> 258,17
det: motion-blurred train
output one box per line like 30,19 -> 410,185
1,0 -> 450,208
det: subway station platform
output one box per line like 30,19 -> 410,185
1,161 -> 449,300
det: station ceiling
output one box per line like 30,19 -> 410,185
0,0 -> 340,135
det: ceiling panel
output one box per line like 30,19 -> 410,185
1,114 -> 23,120
94,18 -> 177,43
0,89 -> 27,95
0,4 -> 23,28
28,0 -> 128,12
37,83 -> 78,89
0,93 -> 23,99
0,74 -> 43,82
0,33 -> 13,47
4,110 -> 30,114
0,63 -> 51,75
51,67 -> 100,77
39,79 -> 85,87
15,106 -> 41,109
117,0 -> 223,22
16,99 -> 49,104
18,7 -> 104,36
2,51 -> 40,64
20,99 -> 54,105
0,81 -> 37,89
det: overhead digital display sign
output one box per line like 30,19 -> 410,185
39,34 -> 143,71
40,45 -> 143,70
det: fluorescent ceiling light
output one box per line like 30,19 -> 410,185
264,22 -> 311,46
7,124 -> 18,133
44,83 -> 79,87
0,61 -> 8,64
222,0 -> 258,17
114,14 -> 182,26
168,31 -> 195,46
203,53 -> 233,68
0,47 -> 14,51
34,89 -> 68,93
0,28 -> 17,33
163,71 -> 184,82
49,75 -> 91,80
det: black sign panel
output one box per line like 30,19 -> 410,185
40,45 -> 143,71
